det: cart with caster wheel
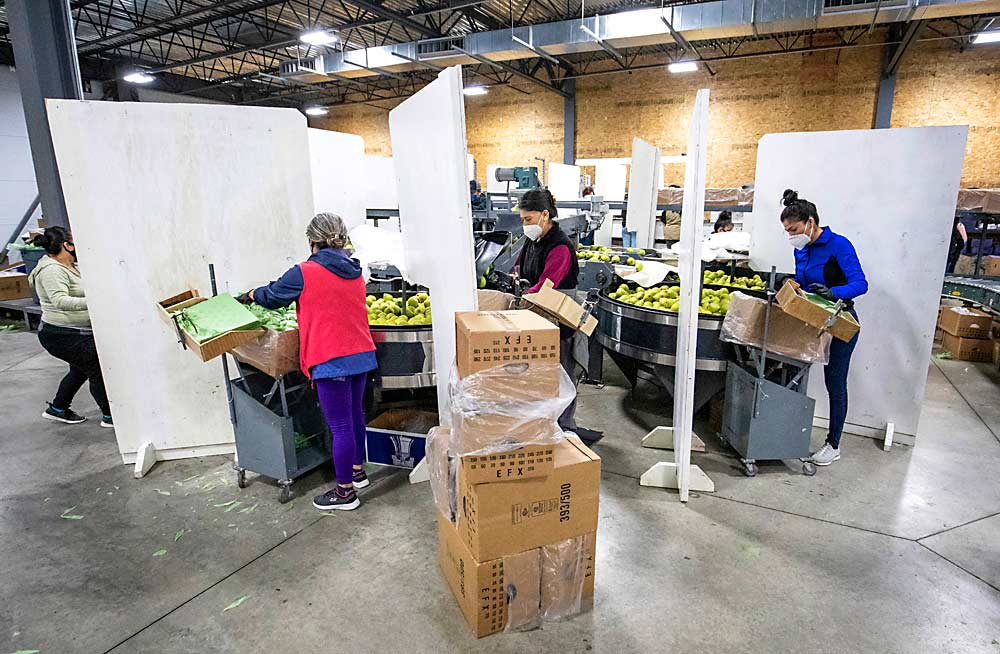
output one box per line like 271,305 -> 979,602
718,268 -> 819,477
228,361 -> 331,503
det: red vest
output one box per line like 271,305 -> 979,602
297,260 -> 375,378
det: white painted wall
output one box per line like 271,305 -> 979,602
0,66 -> 39,260
307,128 -> 367,230
750,126 -> 968,438
47,100 -> 315,462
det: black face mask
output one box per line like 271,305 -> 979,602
66,244 -> 78,262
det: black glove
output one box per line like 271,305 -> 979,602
236,291 -> 254,305
807,284 -> 836,301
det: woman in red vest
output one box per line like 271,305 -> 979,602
245,213 -> 376,511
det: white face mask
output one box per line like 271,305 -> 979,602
788,223 -> 813,250
523,224 -> 543,241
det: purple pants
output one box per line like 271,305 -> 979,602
315,373 -> 368,485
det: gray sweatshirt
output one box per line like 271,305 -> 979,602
27,255 -> 91,329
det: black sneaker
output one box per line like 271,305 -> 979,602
100,415 -> 114,428
312,487 -> 360,511
353,468 -> 370,489
43,404 -> 87,424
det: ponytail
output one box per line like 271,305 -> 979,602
30,227 -> 72,256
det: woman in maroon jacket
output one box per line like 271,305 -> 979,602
246,213 -> 376,511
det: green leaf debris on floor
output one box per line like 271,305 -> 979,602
152,549 -> 167,557
238,503 -> 258,514
224,501 -> 243,513
174,529 -> 186,542
223,594 -> 251,612
60,506 -> 84,520
13,649 -> 42,653
213,500 -> 236,508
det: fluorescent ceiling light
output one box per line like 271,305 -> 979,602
972,31 -> 1000,44
668,61 -> 699,73
300,29 -> 338,46
123,71 -> 154,84
463,86 -> 488,96
304,106 -> 329,116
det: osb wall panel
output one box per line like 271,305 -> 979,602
576,48 -> 881,187
464,85 -> 564,186
311,102 -> 398,156
892,39 -> 1000,188
313,85 -> 562,186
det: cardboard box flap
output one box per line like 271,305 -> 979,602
522,279 -> 598,337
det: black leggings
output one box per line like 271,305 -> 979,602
37,323 -> 110,416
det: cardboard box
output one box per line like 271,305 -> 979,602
775,280 -> 860,343
459,442 -> 557,485
954,254 -> 977,276
983,189 -> 1000,215
477,289 -> 516,311
991,320 -> 1000,341
941,332 -> 993,362
457,437 -> 600,561
157,290 -> 264,362
720,291 -> 833,363
0,271 -> 31,301
437,514 -> 595,638
980,255 -> 1000,277
232,327 -> 300,377
522,279 -> 598,337
455,310 -> 561,397
938,306 -> 993,339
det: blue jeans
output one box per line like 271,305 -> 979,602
622,230 -> 637,248
824,311 -> 859,449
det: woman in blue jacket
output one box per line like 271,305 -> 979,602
781,189 -> 868,466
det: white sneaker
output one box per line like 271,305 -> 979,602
811,444 -> 841,466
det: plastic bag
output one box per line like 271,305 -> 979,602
426,426 -> 458,523
720,292 -> 831,364
540,535 -> 587,621
448,362 -> 575,457
231,326 -> 300,378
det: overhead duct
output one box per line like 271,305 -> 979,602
280,0 -> 1000,84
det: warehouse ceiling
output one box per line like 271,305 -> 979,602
0,0 -> 996,108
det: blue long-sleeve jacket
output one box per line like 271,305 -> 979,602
252,248 -> 362,309
793,226 -> 868,302
251,248 -> 375,379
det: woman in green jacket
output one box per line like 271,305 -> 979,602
27,227 -> 112,427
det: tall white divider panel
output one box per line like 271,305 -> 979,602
594,161 -> 627,247
548,162 -> 581,200
749,126 -> 968,440
627,138 -> 661,249
307,128 -> 367,230
640,90 -> 711,502
390,67 -> 478,422
45,101 -> 315,463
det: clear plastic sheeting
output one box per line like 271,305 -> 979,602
231,327 -> 300,378
426,426 -> 458,522
539,535 -> 587,622
502,549 -> 543,633
720,291 -> 832,364
448,362 -> 575,457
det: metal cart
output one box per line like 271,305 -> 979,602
229,363 -> 332,503
719,270 -> 818,477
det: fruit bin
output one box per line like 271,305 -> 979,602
230,363 -> 331,503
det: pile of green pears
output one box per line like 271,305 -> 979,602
367,292 -> 432,327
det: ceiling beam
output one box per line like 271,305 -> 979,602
343,0 -> 441,38
454,45 -> 569,97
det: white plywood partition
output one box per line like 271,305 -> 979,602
639,91 -> 711,502
548,162 -> 581,200
627,138 -> 660,248
362,155 -> 398,210
308,128 -> 366,230
594,161 -> 627,247
749,126 -> 968,438
390,67 -> 478,422
46,100 -> 315,462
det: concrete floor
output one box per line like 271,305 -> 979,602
1,330 -> 998,654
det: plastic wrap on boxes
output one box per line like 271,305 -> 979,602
719,291 -> 832,364
502,549 -> 543,633
540,535 -> 587,621
231,328 -> 300,378
448,362 -> 574,456
426,426 -> 458,522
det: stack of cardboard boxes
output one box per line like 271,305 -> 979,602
432,310 -> 602,637
938,306 -> 995,363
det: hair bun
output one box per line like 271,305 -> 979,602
30,232 -> 50,248
782,189 -> 798,207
